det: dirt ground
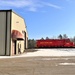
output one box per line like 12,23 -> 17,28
0,56 -> 75,75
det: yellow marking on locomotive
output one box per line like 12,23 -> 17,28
66,43 -> 70,44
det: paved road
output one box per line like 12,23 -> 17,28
0,56 -> 75,75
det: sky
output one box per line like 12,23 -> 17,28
0,0 -> 75,39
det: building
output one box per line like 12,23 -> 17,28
0,10 -> 28,56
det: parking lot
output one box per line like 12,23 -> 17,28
0,49 -> 75,75
0,57 -> 75,75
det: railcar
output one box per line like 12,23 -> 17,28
36,39 -> 75,48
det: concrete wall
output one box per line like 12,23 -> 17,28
11,11 -> 28,55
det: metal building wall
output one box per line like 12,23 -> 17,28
6,11 -> 11,55
0,12 -> 6,55
0,10 -> 11,56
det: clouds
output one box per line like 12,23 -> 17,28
41,2 -> 62,9
0,0 -> 34,7
0,0 -> 38,12
0,0 -> 62,12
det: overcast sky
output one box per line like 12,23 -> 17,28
0,0 -> 75,39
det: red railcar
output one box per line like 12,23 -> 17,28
36,39 -> 75,48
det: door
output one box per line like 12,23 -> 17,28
18,43 -> 21,54
24,32 -> 26,49
14,40 -> 16,54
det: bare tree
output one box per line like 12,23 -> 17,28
28,39 -> 36,49
73,36 -> 75,44
63,34 -> 68,39
58,34 -> 63,39
40,37 -> 44,40
46,37 -> 49,40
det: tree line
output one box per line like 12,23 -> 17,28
28,34 -> 75,49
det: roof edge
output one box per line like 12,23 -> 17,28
0,9 -> 12,12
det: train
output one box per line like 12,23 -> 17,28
36,39 -> 75,48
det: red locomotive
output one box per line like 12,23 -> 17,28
36,39 -> 75,48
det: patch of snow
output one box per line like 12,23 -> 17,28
0,49 -> 75,59
20,49 -> 75,57
59,63 -> 75,65
41,58 -> 71,60
0,55 -> 25,59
